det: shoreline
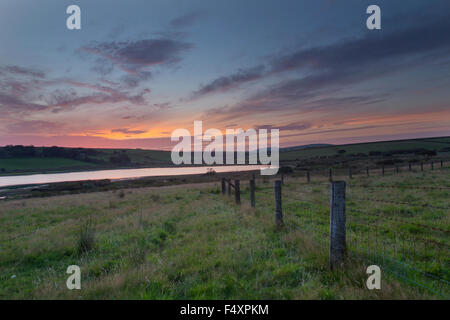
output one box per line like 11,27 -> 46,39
0,168 -> 264,200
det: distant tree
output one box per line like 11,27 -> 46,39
4,145 -> 36,157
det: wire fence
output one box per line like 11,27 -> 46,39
220,164 -> 450,298
1,160 -> 448,298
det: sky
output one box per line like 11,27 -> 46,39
0,0 -> 450,150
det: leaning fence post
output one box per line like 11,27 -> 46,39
250,177 -> 255,208
234,180 -> 240,204
329,181 -> 346,269
274,180 -> 284,229
306,170 -> 310,183
329,168 -> 333,182
221,178 -> 226,195
348,167 -> 352,179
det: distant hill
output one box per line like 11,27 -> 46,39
280,144 -> 334,152
1,136 -> 449,175
280,136 -> 450,162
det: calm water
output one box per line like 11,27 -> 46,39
0,165 -> 270,188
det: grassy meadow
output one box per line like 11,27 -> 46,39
0,165 -> 448,299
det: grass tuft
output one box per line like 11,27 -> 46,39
77,218 -> 96,256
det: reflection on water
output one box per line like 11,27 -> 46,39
0,165 -> 270,188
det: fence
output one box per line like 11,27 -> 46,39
295,159 -> 448,183
219,162 -> 450,298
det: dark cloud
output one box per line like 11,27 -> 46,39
120,71 -> 152,88
170,12 -> 203,28
91,58 -> 114,76
46,81 -> 150,111
0,65 -> 50,114
192,65 -> 265,98
0,62 -> 151,118
269,16 -> 450,75
6,120 -> 64,134
152,102 -> 171,110
0,92 -> 47,112
201,15 -> 450,120
111,128 -> 147,135
84,38 -> 193,74
255,122 -> 312,132
0,66 -> 45,79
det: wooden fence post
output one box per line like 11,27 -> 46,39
421,162 -> 424,172
306,170 -> 310,183
382,166 -> 384,176
250,177 -> 255,208
441,160 -> 444,168
366,166 -> 369,177
274,180 -> 284,229
329,181 -> 346,269
395,166 -> 399,174
227,179 -> 231,196
329,168 -> 333,182
431,162 -> 434,170
221,178 -> 226,195
348,167 -> 352,179
408,163 -> 412,171
281,173 -> 284,185
234,180 -> 240,204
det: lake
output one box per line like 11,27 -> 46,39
0,165 -> 271,188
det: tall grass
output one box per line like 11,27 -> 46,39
77,218 -> 96,256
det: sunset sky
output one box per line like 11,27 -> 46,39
1,0 -> 450,150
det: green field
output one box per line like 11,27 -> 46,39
0,158 -> 96,172
280,136 -> 450,161
0,166 -> 448,299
